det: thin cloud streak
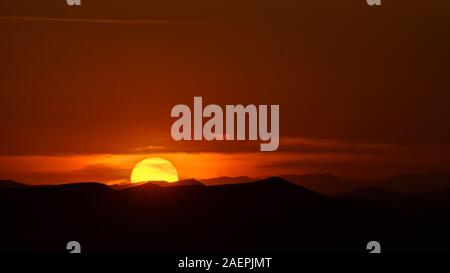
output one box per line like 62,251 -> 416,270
0,16 -> 192,24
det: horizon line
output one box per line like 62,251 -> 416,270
3,170 -> 450,186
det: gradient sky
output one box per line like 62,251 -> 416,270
1,0 -> 450,184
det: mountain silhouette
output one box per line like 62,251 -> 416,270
110,181 -> 147,190
199,176 -> 255,185
338,186 -> 450,210
378,171 -> 450,193
149,179 -> 204,187
281,173 -> 358,195
338,186 -> 402,201
0,180 -> 28,189
281,171 -> 450,195
1,176 -> 450,252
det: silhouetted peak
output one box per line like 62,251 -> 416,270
338,186 -> 400,198
280,173 -> 356,195
110,182 -> 147,190
200,176 -> 254,185
0,180 -> 28,189
42,182 -> 112,193
128,182 -> 163,189
258,176 -> 295,186
283,173 -> 347,182
175,179 -> 203,186
388,171 -> 450,182
149,179 -> 203,187
249,177 -> 324,194
383,171 -> 450,193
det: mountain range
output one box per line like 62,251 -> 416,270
1,172 -> 450,252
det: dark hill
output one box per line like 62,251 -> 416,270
0,180 -> 28,189
380,171 -> 450,193
149,179 -> 204,187
281,171 -> 450,195
0,177 -> 449,253
199,176 -> 255,185
339,186 -> 450,210
281,173 -> 358,195
338,186 -> 402,201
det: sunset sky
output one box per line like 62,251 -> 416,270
1,0 -> 450,184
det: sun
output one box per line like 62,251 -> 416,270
130,157 -> 179,183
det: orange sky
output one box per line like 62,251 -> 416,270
1,138 -> 450,184
1,0 -> 450,184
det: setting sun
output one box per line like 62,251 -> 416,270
130,157 -> 179,183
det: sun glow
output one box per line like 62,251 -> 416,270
130,157 -> 179,183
